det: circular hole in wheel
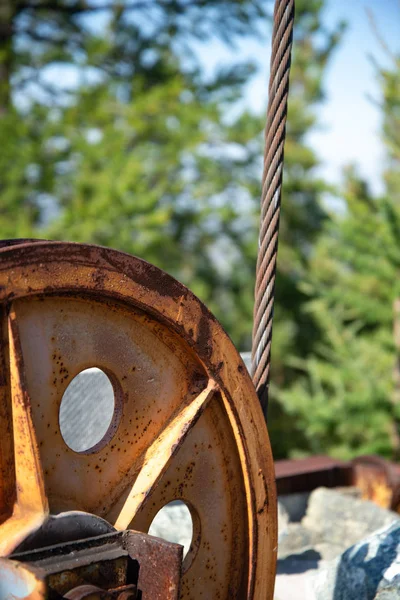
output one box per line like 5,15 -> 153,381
148,500 -> 197,568
59,367 -> 121,453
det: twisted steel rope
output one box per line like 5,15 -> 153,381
251,0 -> 295,416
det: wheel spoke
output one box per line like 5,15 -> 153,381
112,379 -> 218,530
0,306 -> 48,555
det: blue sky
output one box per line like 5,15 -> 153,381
309,0 -> 400,195
196,0 -> 400,195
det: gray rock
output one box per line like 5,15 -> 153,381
279,492 -> 310,523
314,542 -> 348,561
335,486 -> 363,500
374,575 -> 400,599
303,487 -> 400,549
313,521 -> 400,600
275,567 -> 319,600
278,501 -> 290,539
277,486 -> 389,566
278,523 -> 320,559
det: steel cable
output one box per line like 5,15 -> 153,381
251,0 -> 295,416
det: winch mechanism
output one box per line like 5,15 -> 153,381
0,241 -> 277,599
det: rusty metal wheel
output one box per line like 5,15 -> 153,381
0,241 -> 277,599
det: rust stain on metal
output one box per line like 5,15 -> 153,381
275,454 -> 400,515
122,530 -> 182,600
351,455 -> 400,511
0,307 -> 48,556
275,455 -> 353,496
11,529 -> 180,599
0,241 -> 277,599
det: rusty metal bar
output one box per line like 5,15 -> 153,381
11,530 -> 182,600
275,455 -> 352,496
275,454 -> 400,513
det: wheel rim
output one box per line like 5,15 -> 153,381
0,241 -> 277,599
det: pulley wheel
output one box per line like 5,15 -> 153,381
0,241 -> 277,599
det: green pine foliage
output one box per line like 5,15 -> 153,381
1,1 -> 348,459
280,53 -> 400,459
0,1 -> 340,358
0,0 -> 269,349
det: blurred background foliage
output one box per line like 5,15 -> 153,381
1,0 -> 399,459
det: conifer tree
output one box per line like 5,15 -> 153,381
280,52 -> 400,459
0,2 -> 342,459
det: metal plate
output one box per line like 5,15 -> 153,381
0,241 -> 277,599
11,529 -> 181,600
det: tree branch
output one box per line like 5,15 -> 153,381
17,1 -> 164,15
16,0 -> 210,16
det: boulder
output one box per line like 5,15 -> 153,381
279,492 -> 310,523
313,521 -> 400,600
278,523 -> 320,559
278,500 -> 290,540
374,575 -> 400,599
303,488 -> 399,549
